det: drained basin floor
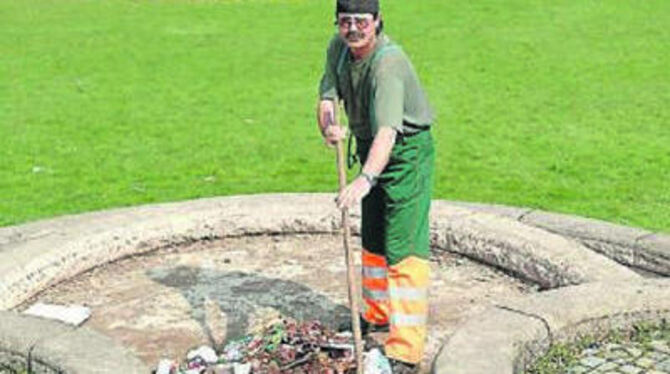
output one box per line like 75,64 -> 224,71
16,234 -> 536,371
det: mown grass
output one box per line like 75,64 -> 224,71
2,0 -> 669,230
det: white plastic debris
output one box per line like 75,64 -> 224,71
155,359 -> 175,374
204,364 -> 234,374
364,348 -> 392,374
186,345 -> 218,364
335,331 -> 353,339
22,303 -> 91,326
233,362 -> 251,374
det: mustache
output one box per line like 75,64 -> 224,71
345,31 -> 365,41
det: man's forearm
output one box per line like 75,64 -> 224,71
317,99 -> 335,135
362,126 -> 397,176
335,126 -> 396,209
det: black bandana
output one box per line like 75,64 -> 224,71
336,0 -> 379,14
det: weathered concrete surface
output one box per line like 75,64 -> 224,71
431,307 -> 548,374
520,210 -> 670,276
520,210 -> 649,245
433,279 -> 670,374
637,233 -> 670,275
0,194 -> 644,310
23,234 -> 533,370
32,323 -> 149,373
0,310 -> 65,358
436,201 -> 532,220
431,202 -> 639,289
0,255 -> 20,307
0,311 -> 149,374
502,279 -> 670,344
0,195 -> 346,310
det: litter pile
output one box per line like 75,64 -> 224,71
154,318 -> 391,374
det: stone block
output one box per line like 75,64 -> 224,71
436,201 -> 531,220
430,208 -> 638,289
0,312 -> 73,355
32,325 -> 148,374
432,306 -> 548,374
499,279 -> 670,340
520,211 -> 649,245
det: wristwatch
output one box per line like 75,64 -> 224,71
360,172 -> 378,187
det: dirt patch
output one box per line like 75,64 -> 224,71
18,234 -> 537,372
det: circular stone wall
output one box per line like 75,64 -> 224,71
1,194 -> 668,373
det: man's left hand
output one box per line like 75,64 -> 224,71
336,176 -> 372,210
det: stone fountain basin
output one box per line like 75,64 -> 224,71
1,193 -> 668,373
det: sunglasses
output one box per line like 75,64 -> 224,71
336,14 -> 374,29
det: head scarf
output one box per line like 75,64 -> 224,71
336,0 -> 379,14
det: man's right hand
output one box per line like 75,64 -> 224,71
318,99 -> 347,147
323,125 -> 348,148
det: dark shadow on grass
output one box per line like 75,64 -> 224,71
147,266 -> 350,346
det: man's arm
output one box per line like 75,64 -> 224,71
317,99 -> 347,147
317,36 -> 347,146
361,126 -> 396,177
336,126 -> 396,209
336,51 -> 405,209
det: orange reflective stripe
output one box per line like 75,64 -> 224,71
362,276 -> 388,290
363,298 -> 390,325
361,249 -> 390,325
362,249 -> 387,267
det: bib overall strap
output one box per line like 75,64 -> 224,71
347,132 -> 358,169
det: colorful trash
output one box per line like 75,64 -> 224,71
154,317 -> 374,373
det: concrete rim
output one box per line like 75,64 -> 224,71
431,278 -> 670,374
0,311 -> 149,373
1,193 -> 668,372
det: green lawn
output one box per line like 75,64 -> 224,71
2,0 -> 669,231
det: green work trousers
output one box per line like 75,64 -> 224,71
356,130 -> 434,266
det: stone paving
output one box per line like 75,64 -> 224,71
566,339 -> 670,374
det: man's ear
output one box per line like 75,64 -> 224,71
375,13 -> 382,28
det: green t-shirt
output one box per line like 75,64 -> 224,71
319,33 -> 434,140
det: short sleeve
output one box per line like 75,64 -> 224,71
372,53 -> 405,134
319,35 -> 341,100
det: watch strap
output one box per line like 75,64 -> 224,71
360,172 -> 378,187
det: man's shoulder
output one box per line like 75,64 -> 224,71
326,34 -> 346,53
378,35 -> 408,58
373,36 -> 409,72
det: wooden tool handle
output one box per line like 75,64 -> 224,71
334,101 -> 365,374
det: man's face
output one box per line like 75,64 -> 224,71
337,13 -> 377,49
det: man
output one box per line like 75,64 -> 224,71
316,0 -> 435,371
